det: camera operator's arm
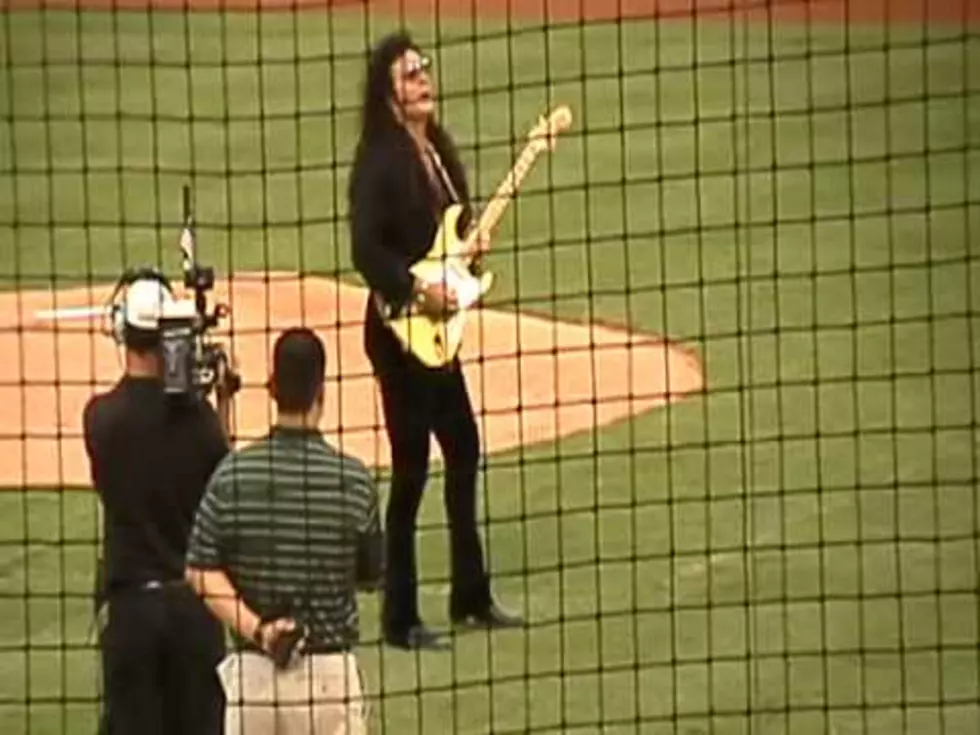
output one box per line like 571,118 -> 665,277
215,390 -> 232,444
82,397 -> 109,616
213,354 -> 240,444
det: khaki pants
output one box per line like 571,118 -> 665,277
217,650 -> 366,734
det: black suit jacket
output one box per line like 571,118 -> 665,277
349,127 -> 473,373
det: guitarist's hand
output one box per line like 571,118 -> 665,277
415,280 -> 459,317
474,229 -> 492,256
465,229 -> 492,263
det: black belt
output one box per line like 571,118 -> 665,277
138,579 -> 188,591
108,578 -> 188,596
235,639 -> 349,656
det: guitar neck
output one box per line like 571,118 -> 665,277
465,141 -> 544,250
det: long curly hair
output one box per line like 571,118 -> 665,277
355,31 -> 418,145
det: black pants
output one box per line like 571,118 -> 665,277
378,357 -> 492,635
98,583 -> 225,735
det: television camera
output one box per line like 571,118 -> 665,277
109,186 -> 239,400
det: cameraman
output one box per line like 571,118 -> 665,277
83,271 -> 236,735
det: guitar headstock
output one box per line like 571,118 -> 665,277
526,105 -> 573,152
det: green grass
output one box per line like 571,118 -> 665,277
1,6 -> 979,734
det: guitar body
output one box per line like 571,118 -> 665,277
385,204 -> 494,368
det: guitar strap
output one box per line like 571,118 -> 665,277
423,143 -> 461,207
425,142 -> 487,275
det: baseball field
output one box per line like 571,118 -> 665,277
1,0 -> 978,733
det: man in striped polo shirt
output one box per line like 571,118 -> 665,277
185,327 -> 383,734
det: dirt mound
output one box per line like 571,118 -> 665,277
0,273 -> 703,488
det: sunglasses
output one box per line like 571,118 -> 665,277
402,55 -> 432,81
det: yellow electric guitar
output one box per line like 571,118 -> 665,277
385,105 -> 574,367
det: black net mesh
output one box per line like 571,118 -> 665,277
1,0 -> 978,733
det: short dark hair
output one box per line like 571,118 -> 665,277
123,325 -> 161,354
270,328 -> 326,413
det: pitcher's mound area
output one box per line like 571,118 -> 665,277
0,273 -> 703,488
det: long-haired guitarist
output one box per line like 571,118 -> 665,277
348,31 -> 523,651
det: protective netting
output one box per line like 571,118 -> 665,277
1,1 -> 978,733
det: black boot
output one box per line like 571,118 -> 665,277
451,599 -> 524,630
384,623 -> 450,651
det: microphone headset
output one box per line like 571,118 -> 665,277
104,267 -> 176,345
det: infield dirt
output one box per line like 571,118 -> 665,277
1,273 -> 704,487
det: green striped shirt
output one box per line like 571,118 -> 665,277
186,425 -> 382,649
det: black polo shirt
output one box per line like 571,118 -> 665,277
83,375 -> 228,594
